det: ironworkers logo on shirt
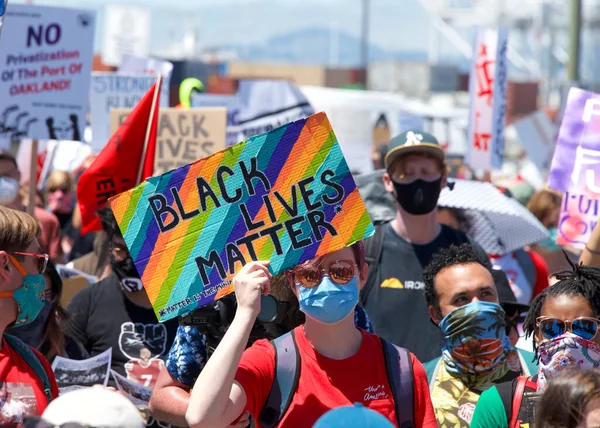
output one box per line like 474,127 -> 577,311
380,278 -> 425,290
404,131 -> 423,146
364,384 -> 389,401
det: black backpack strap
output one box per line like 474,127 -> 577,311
3,334 -> 53,403
259,331 -> 300,428
381,338 -> 414,428
361,223 -> 386,304
497,378 -> 517,424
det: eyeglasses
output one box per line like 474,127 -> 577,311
8,252 -> 49,275
289,259 -> 357,288
48,186 -> 71,194
537,317 -> 600,341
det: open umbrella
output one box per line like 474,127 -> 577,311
355,171 -> 549,255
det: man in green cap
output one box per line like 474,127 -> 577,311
361,130 -> 489,362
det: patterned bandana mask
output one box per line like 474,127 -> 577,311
439,301 -> 520,387
537,333 -> 600,392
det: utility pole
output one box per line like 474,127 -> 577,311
360,0 -> 370,87
568,0 -> 582,82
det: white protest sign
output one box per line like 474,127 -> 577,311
192,80 -> 314,147
119,54 -> 173,81
102,4 -> 150,67
466,28 -> 508,171
52,348 -> 112,393
0,4 -> 95,142
91,72 -> 169,152
513,110 -> 557,171
110,107 -> 227,175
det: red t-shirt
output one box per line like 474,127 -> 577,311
0,337 -> 59,426
235,327 -> 436,428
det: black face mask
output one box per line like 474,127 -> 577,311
393,177 -> 443,215
111,256 -> 144,293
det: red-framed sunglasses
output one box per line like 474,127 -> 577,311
8,252 -> 49,275
288,259 -> 358,288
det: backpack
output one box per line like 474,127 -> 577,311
258,330 -> 415,428
497,375 -> 539,428
3,334 -> 53,403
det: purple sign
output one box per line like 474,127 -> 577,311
548,87 -> 600,194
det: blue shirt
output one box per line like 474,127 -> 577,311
165,305 -> 374,386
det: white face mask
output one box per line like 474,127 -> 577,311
0,177 -> 19,205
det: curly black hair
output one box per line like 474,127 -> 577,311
523,255 -> 600,359
423,243 -> 493,318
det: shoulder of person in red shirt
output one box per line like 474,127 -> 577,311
234,326 -> 436,428
1,336 -> 59,417
33,206 -> 64,264
528,249 -> 550,299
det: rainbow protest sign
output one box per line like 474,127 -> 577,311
109,112 -> 375,322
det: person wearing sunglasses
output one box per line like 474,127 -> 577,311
185,244 -> 437,428
422,244 -> 537,428
470,259 -> 600,428
0,205 -> 59,422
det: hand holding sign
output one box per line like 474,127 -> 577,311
233,261 -> 272,318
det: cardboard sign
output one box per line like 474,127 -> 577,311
110,107 -> 227,176
548,87 -> 600,194
109,112 -> 375,322
466,28 -> 508,171
0,4 -> 95,141
91,73 -> 169,151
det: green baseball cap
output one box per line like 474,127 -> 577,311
384,130 -> 445,169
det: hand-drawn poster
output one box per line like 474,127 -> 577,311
109,112 -> 375,322
0,3 -> 95,141
466,28 -> 508,171
110,107 -> 227,176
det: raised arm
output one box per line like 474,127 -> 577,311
185,261 -> 271,428
581,220 -> 600,267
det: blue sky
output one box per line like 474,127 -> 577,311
9,0 -> 431,53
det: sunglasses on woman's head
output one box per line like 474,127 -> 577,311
8,252 -> 49,275
290,259 -> 357,288
537,317 -> 600,341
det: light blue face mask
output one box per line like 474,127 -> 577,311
298,276 -> 359,325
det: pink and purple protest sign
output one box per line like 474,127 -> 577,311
548,87 -> 600,248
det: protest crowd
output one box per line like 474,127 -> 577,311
4,1 -> 600,428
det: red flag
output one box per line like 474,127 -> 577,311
78,76 -> 162,234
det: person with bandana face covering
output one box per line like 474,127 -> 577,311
62,208 -> 178,427
0,206 -> 59,422
421,244 -> 537,427
185,244 -> 437,428
360,131 -> 489,363
471,259 -> 600,428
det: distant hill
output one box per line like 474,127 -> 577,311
223,27 -> 427,66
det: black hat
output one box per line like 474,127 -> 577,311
492,268 -> 529,315
384,130 -> 445,170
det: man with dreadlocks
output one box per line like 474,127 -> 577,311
471,257 -> 600,428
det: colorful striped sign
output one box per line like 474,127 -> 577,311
109,112 -> 375,322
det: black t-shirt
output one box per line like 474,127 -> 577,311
63,274 -> 179,387
362,223 -> 489,362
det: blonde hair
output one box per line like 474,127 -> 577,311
0,206 -> 41,252
47,170 -> 74,193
